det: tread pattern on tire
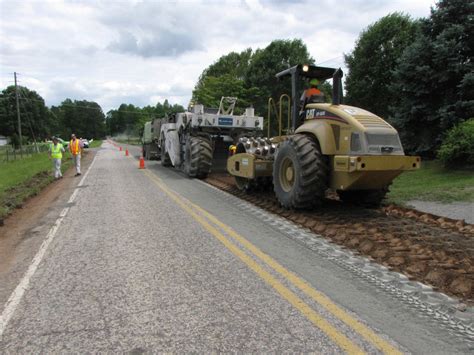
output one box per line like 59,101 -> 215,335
273,134 -> 328,209
161,140 -> 172,167
186,136 -> 212,179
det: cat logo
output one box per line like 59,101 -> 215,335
305,109 -> 348,124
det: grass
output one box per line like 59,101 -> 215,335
0,152 -> 73,220
89,139 -> 103,148
386,160 -> 474,205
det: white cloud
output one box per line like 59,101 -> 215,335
0,0 -> 435,112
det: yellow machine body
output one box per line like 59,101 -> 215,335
228,102 -> 420,192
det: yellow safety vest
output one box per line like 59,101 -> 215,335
70,139 -> 80,155
51,144 -> 62,159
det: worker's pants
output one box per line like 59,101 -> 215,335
72,154 -> 81,174
53,158 -> 62,178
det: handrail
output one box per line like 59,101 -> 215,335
279,94 -> 291,136
267,95 -> 291,137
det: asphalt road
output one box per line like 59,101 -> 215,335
0,142 -> 472,353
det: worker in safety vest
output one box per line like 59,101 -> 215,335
69,133 -> 83,176
300,78 -> 325,107
49,136 -> 65,179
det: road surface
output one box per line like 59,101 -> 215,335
0,142 -> 472,353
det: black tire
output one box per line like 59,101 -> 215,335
184,136 -> 212,178
144,145 -> 150,160
337,187 -> 389,207
161,139 -> 172,167
273,134 -> 328,209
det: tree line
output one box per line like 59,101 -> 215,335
1,0 -> 470,159
344,0 -> 472,157
0,86 -> 183,146
0,86 -> 108,146
193,0 -> 471,158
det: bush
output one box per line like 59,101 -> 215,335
438,119 -> 474,167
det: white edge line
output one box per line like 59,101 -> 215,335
0,153 -> 98,340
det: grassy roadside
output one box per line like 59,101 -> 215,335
0,152 -> 73,221
89,139 -> 103,148
386,160 -> 474,205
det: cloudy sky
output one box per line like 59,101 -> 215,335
0,0 -> 435,112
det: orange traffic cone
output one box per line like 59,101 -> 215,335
139,156 -> 145,169
125,149 -> 129,156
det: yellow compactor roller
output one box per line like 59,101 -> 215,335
227,64 -> 420,208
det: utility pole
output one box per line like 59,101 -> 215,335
14,72 -> 23,153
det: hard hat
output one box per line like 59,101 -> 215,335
310,79 -> 320,86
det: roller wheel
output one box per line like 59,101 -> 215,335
161,139 -> 172,167
184,136 -> 212,178
273,134 -> 328,209
235,177 -> 254,192
337,187 -> 389,207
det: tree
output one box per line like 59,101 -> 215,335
193,39 -> 314,119
344,13 -> 418,119
52,99 -> 107,139
390,0 -> 474,156
193,49 -> 257,114
0,86 -> 52,144
245,39 -> 314,116
106,100 -> 184,136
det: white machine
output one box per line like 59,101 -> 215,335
160,97 -> 263,178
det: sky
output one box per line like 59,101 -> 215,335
0,0 -> 436,113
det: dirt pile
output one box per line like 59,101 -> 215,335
205,174 -> 474,304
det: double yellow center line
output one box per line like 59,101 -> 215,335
142,168 -> 400,354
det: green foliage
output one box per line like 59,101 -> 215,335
390,0 -> 474,156
197,49 -> 252,82
106,100 -> 184,136
0,86 -> 55,144
193,39 -> 314,117
192,48 -> 259,114
245,39 -> 314,115
438,119 -> 474,167
51,99 -> 107,140
344,13 -> 418,119
387,160 -> 474,204
0,151 -> 73,219
193,75 -> 258,114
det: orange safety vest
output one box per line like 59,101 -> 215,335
305,87 -> 322,97
70,139 -> 80,155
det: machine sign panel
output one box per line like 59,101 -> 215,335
218,117 -> 234,126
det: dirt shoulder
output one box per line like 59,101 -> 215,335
205,173 -> 474,304
0,149 -> 97,306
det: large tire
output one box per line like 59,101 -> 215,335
273,134 -> 328,209
143,144 -> 150,160
337,187 -> 389,208
160,139 -> 172,167
183,136 -> 212,178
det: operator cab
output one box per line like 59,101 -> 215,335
276,64 -> 343,131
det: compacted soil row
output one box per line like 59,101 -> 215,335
204,173 -> 474,304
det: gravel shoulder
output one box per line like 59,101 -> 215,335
407,201 -> 474,224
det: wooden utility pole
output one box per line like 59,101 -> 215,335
14,72 -> 23,153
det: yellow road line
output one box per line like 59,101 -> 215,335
180,189 -> 401,355
143,170 -> 364,354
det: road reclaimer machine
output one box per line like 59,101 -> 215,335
159,97 -> 263,178
227,64 -> 420,208
142,118 -> 163,160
